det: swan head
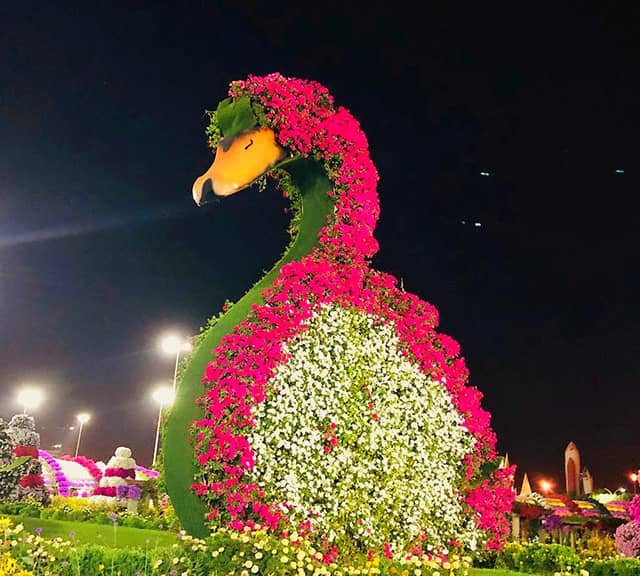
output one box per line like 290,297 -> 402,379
192,96 -> 287,205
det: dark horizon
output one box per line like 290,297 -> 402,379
1,3 -> 638,493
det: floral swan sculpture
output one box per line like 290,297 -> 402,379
163,73 -> 514,557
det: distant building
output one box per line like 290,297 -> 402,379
565,441 -> 581,496
581,467 -> 594,494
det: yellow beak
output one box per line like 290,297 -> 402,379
192,127 -> 287,205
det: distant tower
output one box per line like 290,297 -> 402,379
582,467 -> 594,494
519,472 -> 532,496
565,441 -> 581,495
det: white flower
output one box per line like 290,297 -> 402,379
246,304 -> 478,552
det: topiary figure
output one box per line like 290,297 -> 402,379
7,414 -> 49,505
164,73 -> 514,557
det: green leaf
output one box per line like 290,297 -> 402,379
215,96 -> 257,140
0,455 -> 30,473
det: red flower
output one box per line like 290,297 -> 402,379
19,474 -> 44,488
14,445 -> 39,458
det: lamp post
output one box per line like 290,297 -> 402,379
74,413 -> 91,458
16,386 -> 44,414
151,386 -> 175,467
631,472 -> 639,494
159,334 -> 192,393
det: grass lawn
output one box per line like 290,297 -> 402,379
9,515 -> 178,549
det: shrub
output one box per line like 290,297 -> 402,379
577,532 -> 617,560
582,557 -> 640,576
35,496 -> 173,529
0,499 -> 42,518
495,542 -> 582,573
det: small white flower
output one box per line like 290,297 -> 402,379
245,304 -> 478,551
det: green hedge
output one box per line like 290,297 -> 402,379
496,542 -> 581,573
495,542 -> 640,575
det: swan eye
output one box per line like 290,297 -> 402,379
244,138 -> 254,150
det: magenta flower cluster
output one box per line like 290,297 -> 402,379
38,449 -> 71,497
191,73 -> 513,552
104,468 -> 136,479
629,495 -> 640,522
616,520 -> 640,558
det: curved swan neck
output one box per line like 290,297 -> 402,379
164,158 -> 334,539
264,158 -> 335,274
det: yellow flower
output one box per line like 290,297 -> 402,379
0,518 -> 12,530
251,566 -> 259,574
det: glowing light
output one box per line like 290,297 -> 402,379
76,413 -> 91,424
474,222 -> 482,227
159,334 -> 192,355
631,472 -> 638,483
152,386 -> 175,407
74,413 -> 91,457
615,169 -> 624,174
539,479 -> 553,494
158,333 -> 192,392
16,387 -> 44,413
480,171 -> 491,177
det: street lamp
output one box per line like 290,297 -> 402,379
16,386 -> 44,414
74,413 -> 91,458
630,472 -> 639,494
151,385 -> 175,467
539,479 -> 554,495
159,334 -> 192,393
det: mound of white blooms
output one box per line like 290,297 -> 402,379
91,446 -> 137,505
247,304 -> 481,554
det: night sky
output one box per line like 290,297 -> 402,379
1,3 -> 638,492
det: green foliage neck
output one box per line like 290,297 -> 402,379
163,158 -> 334,537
